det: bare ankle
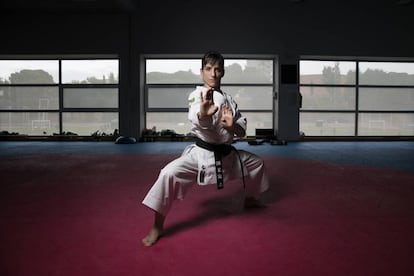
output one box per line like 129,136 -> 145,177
142,212 -> 165,247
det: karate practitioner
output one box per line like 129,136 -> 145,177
142,51 -> 269,246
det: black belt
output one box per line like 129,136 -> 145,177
195,138 -> 236,190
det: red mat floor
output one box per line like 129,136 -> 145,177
1,154 -> 414,276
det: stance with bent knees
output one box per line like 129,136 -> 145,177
142,51 -> 269,246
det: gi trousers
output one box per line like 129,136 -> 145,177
142,146 -> 269,216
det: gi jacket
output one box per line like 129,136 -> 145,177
185,86 -> 247,185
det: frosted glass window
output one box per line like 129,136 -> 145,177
300,61 -> 356,85
62,60 -> 119,84
359,88 -> 414,111
0,60 -> 58,84
223,86 -> 273,110
146,111 -> 272,137
300,59 -> 414,137
358,113 -> 414,136
359,62 -> 414,86
0,112 -> 59,135
145,57 -> 274,136
0,87 -> 59,110
242,112 -> 273,136
146,112 -> 190,135
223,60 -> 273,84
0,57 -> 119,137
147,87 -> 194,109
300,112 -> 355,136
300,86 -> 355,110
146,59 -> 273,84
64,88 -> 118,108
147,86 -> 272,110
146,59 -> 200,84
62,112 -> 118,136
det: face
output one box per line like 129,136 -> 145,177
200,62 -> 224,90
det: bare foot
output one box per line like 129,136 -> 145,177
142,227 -> 163,247
142,212 -> 165,247
244,197 -> 266,209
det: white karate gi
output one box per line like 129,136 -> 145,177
142,86 -> 269,215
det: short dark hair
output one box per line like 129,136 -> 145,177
202,51 -> 224,69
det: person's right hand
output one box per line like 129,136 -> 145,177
198,89 -> 218,120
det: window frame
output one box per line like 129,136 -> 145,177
143,54 -> 276,137
0,55 -> 119,136
299,57 -> 414,138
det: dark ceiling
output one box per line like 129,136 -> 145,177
0,0 -> 138,13
0,0 -> 413,14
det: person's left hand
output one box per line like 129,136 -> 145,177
220,104 -> 234,130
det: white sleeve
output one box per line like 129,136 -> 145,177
226,94 -> 247,132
